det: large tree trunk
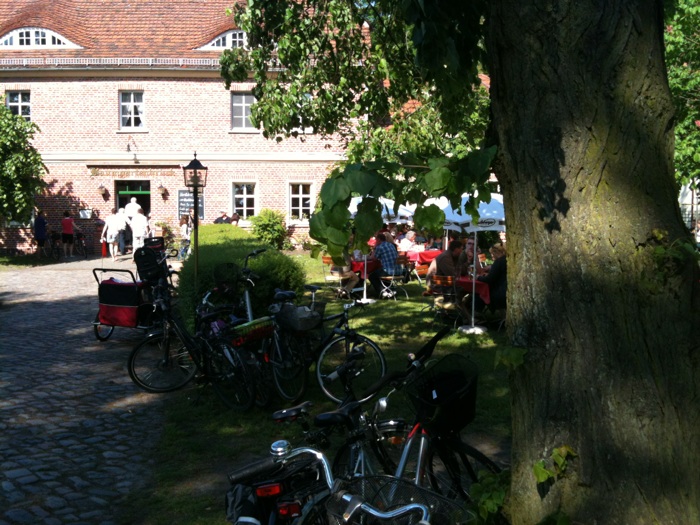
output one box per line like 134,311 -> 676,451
486,1 -> 700,523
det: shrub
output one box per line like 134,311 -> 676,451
249,209 -> 288,250
177,225 -> 306,322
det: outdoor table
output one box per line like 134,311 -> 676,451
456,276 -> 491,304
352,258 -> 381,276
407,249 -> 443,264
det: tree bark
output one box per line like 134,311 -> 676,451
486,1 -> 700,523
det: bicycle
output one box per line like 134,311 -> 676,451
41,231 -> 61,260
225,440 -> 472,525
268,290 -> 387,404
127,247 -> 257,411
358,341 -> 503,504
272,329 -> 450,484
74,232 -> 88,258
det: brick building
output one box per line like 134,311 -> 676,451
0,0 -> 344,254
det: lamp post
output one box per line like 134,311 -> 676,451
182,153 -> 207,289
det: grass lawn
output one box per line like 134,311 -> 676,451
117,251 -> 513,524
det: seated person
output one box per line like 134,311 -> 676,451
214,210 -> 232,224
427,235 -> 443,250
397,230 -> 417,252
368,233 -> 399,297
331,253 -> 360,298
472,242 -> 507,312
424,240 -> 463,295
231,211 -> 240,226
458,236 -> 486,277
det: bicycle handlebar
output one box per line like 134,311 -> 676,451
336,491 -> 430,524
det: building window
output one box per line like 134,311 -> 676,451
120,91 -> 144,129
6,91 -> 31,121
198,30 -> 248,50
231,93 -> 257,131
0,27 -> 79,48
233,183 -> 256,218
290,184 -> 312,221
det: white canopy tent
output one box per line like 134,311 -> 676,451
348,196 -> 415,223
424,193 -> 506,233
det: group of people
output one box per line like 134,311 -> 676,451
100,198 -> 151,262
330,223 -> 508,313
214,210 -> 240,225
427,237 -> 507,316
33,210 -> 84,258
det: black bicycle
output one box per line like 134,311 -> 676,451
268,290 -> 387,404
127,247 -> 257,411
74,232 -> 88,258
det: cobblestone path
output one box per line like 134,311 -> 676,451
0,257 -> 165,525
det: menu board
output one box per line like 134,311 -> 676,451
178,189 -> 204,220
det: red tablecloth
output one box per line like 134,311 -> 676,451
352,259 -> 381,277
456,277 -> 491,304
407,250 -> 443,264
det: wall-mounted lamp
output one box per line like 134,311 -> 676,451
98,184 -> 107,195
158,184 -> 167,195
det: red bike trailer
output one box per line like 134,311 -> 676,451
92,268 -> 156,341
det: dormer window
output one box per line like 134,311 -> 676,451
0,27 -> 81,49
198,30 -> 247,50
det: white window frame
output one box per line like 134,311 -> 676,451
0,27 -> 80,49
5,91 -> 31,121
197,30 -> 248,50
289,183 -> 314,222
120,91 -> 144,130
231,92 -> 258,132
232,183 -> 257,220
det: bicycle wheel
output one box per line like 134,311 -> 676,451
270,331 -> 308,402
51,242 -> 61,261
128,331 -> 196,393
75,239 -> 87,258
93,312 -> 115,341
427,439 -> 501,501
316,335 -> 386,404
209,342 -> 256,411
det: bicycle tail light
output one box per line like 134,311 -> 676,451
255,482 -> 283,498
277,500 -> 302,519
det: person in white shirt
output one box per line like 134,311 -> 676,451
129,209 -> 150,260
100,208 -> 122,261
124,197 -> 141,220
398,230 -> 417,252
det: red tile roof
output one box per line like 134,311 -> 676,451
0,0 -> 243,65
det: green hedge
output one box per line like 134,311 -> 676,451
176,225 -> 306,321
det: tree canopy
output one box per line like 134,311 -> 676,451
0,98 -> 46,223
665,0 -> 700,189
220,0 -> 494,257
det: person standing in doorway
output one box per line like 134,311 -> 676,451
115,208 -> 128,255
61,210 -> 81,258
34,210 -> 48,256
129,208 -> 150,261
125,197 -> 141,220
124,197 -> 141,253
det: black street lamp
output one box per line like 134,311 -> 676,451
183,152 -> 207,288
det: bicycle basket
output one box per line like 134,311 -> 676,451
134,247 -> 168,283
326,476 -> 474,525
143,236 -> 165,252
405,354 -> 478,435
274,302 -> 325,332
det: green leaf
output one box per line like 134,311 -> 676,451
319,177 -> 350,207
424,166 -> 453,193
533,460 -> 555,483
